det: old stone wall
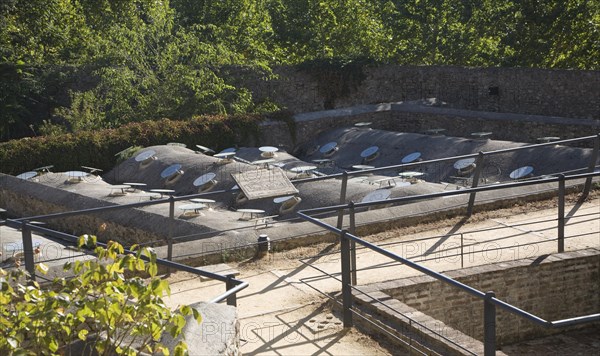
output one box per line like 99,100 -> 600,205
243,65 -> 600,120
380,249 -> 600,345
0,174 -> 208,247
257,102 -> 599,152
386,104 -> 600,144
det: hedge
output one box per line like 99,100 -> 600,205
0,114 -> 264,176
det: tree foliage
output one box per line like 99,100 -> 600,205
2,0 -> 597,69
0,0 -> 598,139
0,236 -> 200,355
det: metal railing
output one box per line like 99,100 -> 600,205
149,133 -> 599,261
294,133 -> 600,220
298,260 -> 477,355
297,171 -> 600,356
1,134 -> 598,313
1,189 -> 249,306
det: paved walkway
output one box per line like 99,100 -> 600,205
164,196 -> 600,355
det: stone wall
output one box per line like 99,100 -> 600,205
0,174 -> 210,247
386,103 -> 600,144
376,249 -> 600,346
257,102 -> 599,152
243,66 -> 600,120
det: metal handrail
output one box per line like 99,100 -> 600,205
298,259 -> 477,355
301,171 -> 599,215
7,189 -> 236,223
209,281 -> 249,304
298,212 -> 600,323
297,170 -> 600,355
295,205 -> 598,353
290,134 -> 599,184
3,218 -> 248,306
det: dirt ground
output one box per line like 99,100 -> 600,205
164,191 -> 600,355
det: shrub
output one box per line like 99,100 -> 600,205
0,114 -> 264,175
0,236 -> 201,355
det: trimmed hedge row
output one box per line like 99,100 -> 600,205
0,115 -> 264,176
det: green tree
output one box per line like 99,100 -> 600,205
171,0 -> 274,65
268,0 -> 392,62
0,236 -> 200,355
2,0 -> 599,140
506,0 -> 600,68
0,0 -> 92,65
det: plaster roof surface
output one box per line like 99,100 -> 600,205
3,126 -> 596,255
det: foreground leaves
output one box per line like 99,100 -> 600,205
0,237 -> 201,355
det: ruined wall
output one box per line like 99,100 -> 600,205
243,66 -> 600,120
380,249 -> 600,345
257,103 -> 599,152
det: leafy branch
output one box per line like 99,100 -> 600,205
0,236 -> 201,355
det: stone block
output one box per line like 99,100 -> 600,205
161,302 -> 239,356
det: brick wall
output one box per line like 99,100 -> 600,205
380,249 -> 600,345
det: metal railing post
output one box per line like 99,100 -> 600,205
558,174 -> 565,252
349,202 -> 357,286
168,196 -> 175,258
21,221 -> 36,281
226,275 -> 237,306
167,196 -> 175,274
340,229 -> 353,327
467,152 -> 485,216
460,233 -> 464,269
336,171 -> 349,229
484,291 -> 496,356
581,133 -> 599,201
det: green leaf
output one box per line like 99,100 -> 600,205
36,263 -> 49,274
174,341 -> 188,356
192,308 -> 202,323
136,258 -> 145,272
61,324 -> 71,336
0,294 -> 10,304
48,338 -> 59,352
157,345 -> 170,356
78,328 -> 89,341
180,305 -> 191,316
63,261 -> 72,271
1,279 -> 14,293
147,263 -> 158,277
